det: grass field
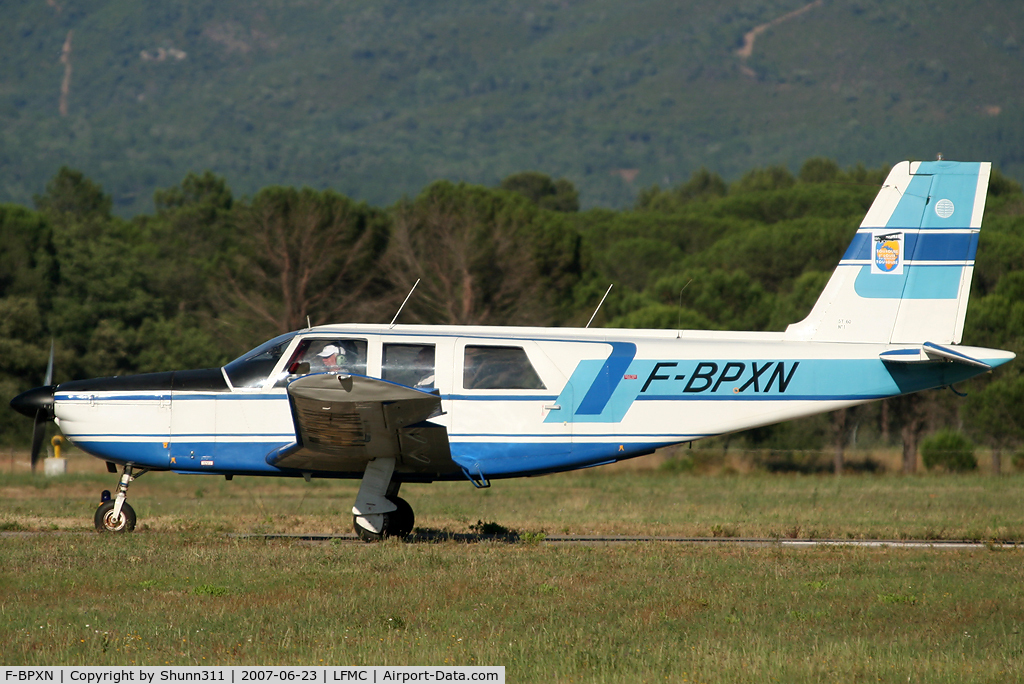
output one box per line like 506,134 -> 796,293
2,449 -> 1024,681
2,447 -> 1022,541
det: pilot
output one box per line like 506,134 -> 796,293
316,344 -> 346,372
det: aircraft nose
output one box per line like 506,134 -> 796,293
10,385 -> 56,419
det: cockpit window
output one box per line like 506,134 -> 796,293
223,332 -> 298,389
463,345 -> 546,390
295,339 -> 367,374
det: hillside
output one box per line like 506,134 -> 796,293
2,0 -> 1023,214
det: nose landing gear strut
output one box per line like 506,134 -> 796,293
95,464 -> 148,533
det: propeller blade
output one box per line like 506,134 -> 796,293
44,340 -> 54,387
31,341 -> 55,473
30,410 -> 46,473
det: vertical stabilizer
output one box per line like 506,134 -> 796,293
785,160 -> 990,344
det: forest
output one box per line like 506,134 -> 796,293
2,158 -> 1022,469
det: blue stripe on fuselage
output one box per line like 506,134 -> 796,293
547,356 -> 992,425
69,437 -> 294,473
450,440 -> 664,478
574,342 -> 637,415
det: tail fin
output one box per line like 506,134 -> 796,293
785,160 -> 991,344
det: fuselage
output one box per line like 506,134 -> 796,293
50,323 -> 1013,483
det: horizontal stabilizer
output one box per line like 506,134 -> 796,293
879,342 -> 991,369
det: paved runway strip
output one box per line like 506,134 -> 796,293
229,532 -> 1024,549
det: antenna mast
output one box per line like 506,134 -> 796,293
585,284 -> 613,329
390,279 -> 421,329
676,278 -> 693,338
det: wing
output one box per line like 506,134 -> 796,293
268,373 -> 457,476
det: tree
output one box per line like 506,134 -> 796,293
153,170 -> 234,216
136,173 -> 235,314
920,430 -> 977,472
987,168 -> 1023,198
767,271 -> 831,331
0,204 -> 57,306
500,172 -> 580,212
33,166 -> 112,221
799,158 -> 841,184
219,187 -> 390,340
0,204 -> 58,443
831,407 -> 848,475
963,371 -> 1024,474
960,263 -> 1024,473
731,165 -> 796,194
0,296 -> 50,445
383,181 -> 583,326
647,269 -> 770,331
34,168 -> 160,379
635,167 -> 727,211
889,393 -> 927,473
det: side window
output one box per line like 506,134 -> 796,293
383,344 -> 435,389
463,345 -> 546,390
276,338 -> 368,386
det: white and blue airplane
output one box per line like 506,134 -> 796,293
10,160 -> 1015,539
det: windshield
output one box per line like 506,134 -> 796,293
223,332 -> 298,389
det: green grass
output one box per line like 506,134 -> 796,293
2,535 -> 1023,681
2,451 -> 1024,679
2,450 -> 1023,541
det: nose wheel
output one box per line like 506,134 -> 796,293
353,496 -> 414,541
95,465 -> 147,533
95,499 -> 136,532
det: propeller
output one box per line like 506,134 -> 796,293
30,342 -> 54,472
9,342 -> 55,473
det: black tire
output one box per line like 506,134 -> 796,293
351,496 -> 415,541
94,500 -> 136,533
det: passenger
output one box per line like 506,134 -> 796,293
413,347 -> 435,388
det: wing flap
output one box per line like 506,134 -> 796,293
398,421 -> 452,468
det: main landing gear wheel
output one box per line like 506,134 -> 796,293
387,496 -> 415,538
95,500 -> 136,532
353,496 -> 415,542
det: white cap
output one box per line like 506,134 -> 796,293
317,344 -> 345,358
